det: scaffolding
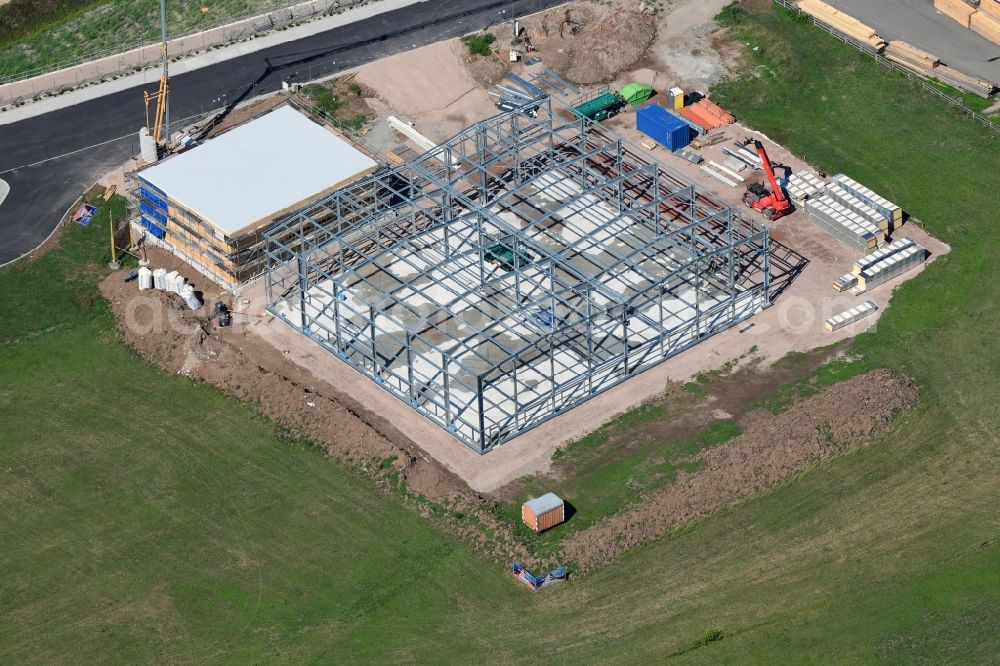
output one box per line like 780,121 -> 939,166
265,102 -> 774,453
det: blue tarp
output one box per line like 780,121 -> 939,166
139,201 -> 167,224
140,216 -> 166,239
512,561 -> 568,591
139,187 -> 168,211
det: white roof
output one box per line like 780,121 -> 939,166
138,105 -> 377,235
523,492 -> 563,515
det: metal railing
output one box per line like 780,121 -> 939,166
0,0 -> 374,88
772,0 -> 1000,134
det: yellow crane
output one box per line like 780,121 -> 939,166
143,0 -> 170,148
144,74 -> 168,146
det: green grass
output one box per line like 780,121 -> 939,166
461,32 -> 496,57
503,416 -> 743,560
2,3 -> 1000,661
0,0 -> 309,80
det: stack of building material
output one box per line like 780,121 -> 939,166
832,175 -> 903,228
824,196 -> 886,243
885,38 -> 994,95
802,197 -> 881,252
679,98 -> 736,131
786,171 -> 825,202
700,162 -> 741,187
934,0 -> 977,28
852,237 -> 916,276
935,64 -> 995,96
885,41 -> 941,70
798,0 -> 887,49
825,301 -> 878,331
826,301 -> 878,332
833,272 -> 859,292
855,243 -> 927,292
971,7 -> 1000,44
826,181 -> 891,230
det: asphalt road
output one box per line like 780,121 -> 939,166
825,0 -> 1000,82
0,0 -> 565,265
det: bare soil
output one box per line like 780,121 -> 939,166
463,52 -> 510,89
502,2 -> 657,84
562,369 -> 919,569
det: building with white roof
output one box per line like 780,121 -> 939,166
134,104 -> 379,288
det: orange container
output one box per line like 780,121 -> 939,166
522,493 -> 565,533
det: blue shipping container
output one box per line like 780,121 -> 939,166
636,104 -> 691,151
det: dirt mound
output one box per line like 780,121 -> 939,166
519,3 -> 657,84
562,369 -> 919,569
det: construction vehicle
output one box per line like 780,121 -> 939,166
742,140 -> 792,221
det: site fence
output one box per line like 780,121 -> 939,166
773,0 -> 1000,135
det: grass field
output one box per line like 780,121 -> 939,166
2,3 -> 1000,662
0,0 -> 319,80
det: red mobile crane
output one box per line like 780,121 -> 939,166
742,140 -> 792,221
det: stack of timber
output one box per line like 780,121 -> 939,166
689,133 -> 727,150
885,41 -> 993,96
885,41 -> 941,70
934,0 -> 977,28
971,8 -> 1000,45
797,0 -> 887,49
936,64 -> 995,97
787,171 -> 825,203
855,243 -> 927,292
825,301 -> 878,331
802,196 -> 881,252
832,175 -> 903,228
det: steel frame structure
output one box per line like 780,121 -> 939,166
265,102 -> 772,453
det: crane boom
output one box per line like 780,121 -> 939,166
753,140 -> 787,205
